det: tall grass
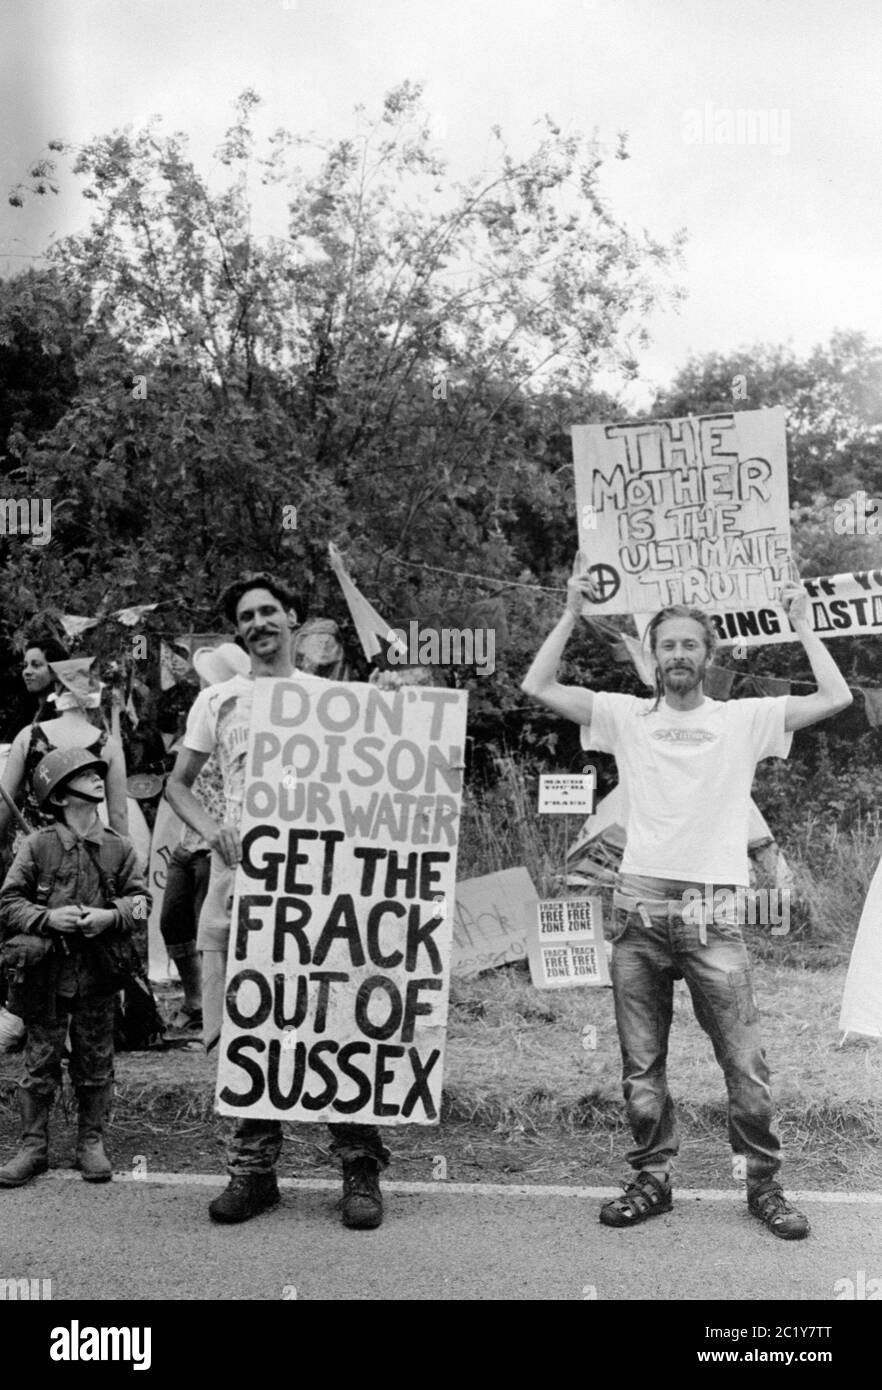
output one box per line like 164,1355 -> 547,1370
775,810 -> 882,964
459,755 -> 577,897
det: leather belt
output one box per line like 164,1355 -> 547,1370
613,889 -> 708,945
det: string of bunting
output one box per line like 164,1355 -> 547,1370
50,558 -> 882,728
343,549 -> 882,723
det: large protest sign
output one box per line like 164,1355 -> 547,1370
216,676 -> 468,1125
572,407 -> 792,616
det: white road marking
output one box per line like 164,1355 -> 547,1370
48,1172 -> 882,1202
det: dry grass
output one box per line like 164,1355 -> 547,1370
458,756 -> 574,898
778,811 -> 882,964
442,961 -> 882,1140
3,958 -> 871,1141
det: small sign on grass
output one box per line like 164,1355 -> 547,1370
528,897 -> 611,990
538,772 -> 596,815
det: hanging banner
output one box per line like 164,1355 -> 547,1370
216,676 -> 468,1125
633,568 -> 882,648
572,407 -> 792,617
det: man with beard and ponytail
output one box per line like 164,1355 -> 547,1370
522,555 -> 852,1240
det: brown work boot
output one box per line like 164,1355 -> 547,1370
339,1156 -> 384,1230
0,1089 -> 51,1187
75,1083 -> 114,1183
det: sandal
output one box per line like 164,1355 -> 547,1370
600,1171 -> 673,1227
169,1006 -> 203,1033
748,1186 -> 810,1240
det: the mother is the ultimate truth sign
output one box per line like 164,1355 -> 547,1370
571,406 -> 792,614
216,676 -> 467,1126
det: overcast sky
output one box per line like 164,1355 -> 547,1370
2,0 -> 880,406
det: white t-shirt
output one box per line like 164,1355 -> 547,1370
182,675 -> 254,829
582,693 -> 792,886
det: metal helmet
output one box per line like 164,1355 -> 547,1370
32,747 -> 108,809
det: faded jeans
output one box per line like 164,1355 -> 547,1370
610,884 -> 781,1195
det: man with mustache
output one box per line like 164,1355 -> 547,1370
166,573 -> 388,1229
522,561 -> 852,1240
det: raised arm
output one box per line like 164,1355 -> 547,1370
521,555 -> 597,727
782,583 -> 854,732
102,735 -> 130,836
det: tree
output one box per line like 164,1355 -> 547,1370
2,85 -> 683,771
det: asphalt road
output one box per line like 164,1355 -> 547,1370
2,1172 -> 881,1301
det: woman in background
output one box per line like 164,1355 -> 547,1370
20,638 -> 70,724
0,656 -> 128,848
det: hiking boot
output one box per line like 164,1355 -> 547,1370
75,1083 -> 114,1183
0,1089 -> 51,1188
339,1156 -> 383,1230
599,1171 -> 673,1227
209,1173 -> 280,1224
748,1185 -> 810,1240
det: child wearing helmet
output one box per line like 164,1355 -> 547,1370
0,747 -> 151,1187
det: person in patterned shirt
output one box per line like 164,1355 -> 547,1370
159,644 -> 249,1032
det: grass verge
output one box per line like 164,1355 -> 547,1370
2,962 -> 878,1147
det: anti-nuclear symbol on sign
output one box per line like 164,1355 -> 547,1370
585,564 -> 620,603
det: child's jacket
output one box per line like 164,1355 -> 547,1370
0,821 -> 151,1019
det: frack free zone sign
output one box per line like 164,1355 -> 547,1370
216,676 -> 468,1125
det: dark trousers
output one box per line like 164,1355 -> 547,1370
160,846 -> 211,952
22,994 -> 116,1097
228,1120 -> 391,1176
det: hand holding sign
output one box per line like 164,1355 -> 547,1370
780,580 -> 809,629
566,552 -> 600,618
208,822 -> 242,868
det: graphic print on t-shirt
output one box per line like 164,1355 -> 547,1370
184,674 -> 255,830
651,727 -> 716,743
211,688 -> 253,824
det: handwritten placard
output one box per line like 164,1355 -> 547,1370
216,676 -> 467,1125
451,868 -> 538,977
572,407 -> 791,615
